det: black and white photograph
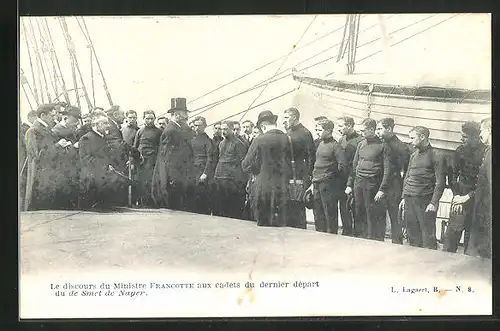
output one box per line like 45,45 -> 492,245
18,13 -> 492,318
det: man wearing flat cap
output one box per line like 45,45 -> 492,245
242,110 -> 292,226
152,97 -> 195,211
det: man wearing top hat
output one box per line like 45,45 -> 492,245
151,97 -> 195,211
242,110 -> 292,226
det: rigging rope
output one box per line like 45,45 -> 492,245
237,15 -> 318,122
187,15 -> 367,106
20,20 -> 40,107
35,17 -> 59,100
58,17 -> 82,109
189,16 -> 397,119
26,18 -> 47,103
28,18 -> 52,103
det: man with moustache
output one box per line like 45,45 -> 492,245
190,116 -> 217,215
337,116 -> 363,236
52,106 -> 82,209
282,107 -> 315,229
458,118 -> 491,259
156,115 -> 168,131
310,119 -> 346,234
213,121 -> 248,219
133,110 -> 162,207
79,111 -> 130,209
241,120 -> 255,145
24,104 -> 71,210
345,118 -> 391,241
242,111 -> 292,226
399,126 -> 446,250
376,118 -> 411,244
121,110 -> 139,146
443,121 -> 486,253
151,98 -> 195,211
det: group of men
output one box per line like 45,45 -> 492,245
18,97 -> 492,259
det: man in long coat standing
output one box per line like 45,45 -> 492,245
242,111 -> 292,226
460,118 -> 492,259
152,97 -> 195,211
282,107 -> 315,229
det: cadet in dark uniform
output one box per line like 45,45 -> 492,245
242,111 -> 292,226
346,118 -> 390,241
133,110 -> 162,207
376,118 -> 411,244
400,126 -> 446,250
443,121 -> 486,253
310,119 -> 346,234
283,107 -> 315,229
191,116 -> 217,215
337,116 -> 363,236
313,116 -> 328,151
462,118 -> 491,259
213,120 -> 248,219
121,110 -> 139,146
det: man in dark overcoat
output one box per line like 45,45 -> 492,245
79,111 -> 131,209
443,121 -> 486,253
282,107 -> 315,229
242,111 -> 292,226
376,117 -> 411,244
24,104 -> 69,210
19,111 -> 37,209
461,118 -> 492,259
151,97 -> 195,211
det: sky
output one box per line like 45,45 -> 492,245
19,14 -> 490,134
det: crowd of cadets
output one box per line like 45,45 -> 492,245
18,97 -> 492,259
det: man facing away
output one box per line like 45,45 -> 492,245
337,116 -> 363,236
443,121 -> 486,253
151,97 -> 195,211
461,118 -> 492,259
133,110 -> 162,207
213,120 -> 248,219
345,118 -> 390,241
242,110 -> 292,226
399,126 -> 446,250
191,116 -> 217,215
376,117 -> 411,244
310,119 -> 346,234
282,107 -> 315,229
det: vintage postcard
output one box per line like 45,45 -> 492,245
19,14 -> 492,319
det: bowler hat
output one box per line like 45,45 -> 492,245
304,190 -> 314,210
168,97 -> 188,114
256,110 -> 278,127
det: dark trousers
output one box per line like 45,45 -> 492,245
166,181 -> 191,211
136,156 -> 157,207
191,181 -> 212,215
465,218 -> 491,259
313,178 -> 341,234
386,175 -> 404,244
286,201 -> 307,229
213,179 -> 246,219
404,195 -> 437,250
339,191 -> 354,235
353,176 -> 386,241
443,197 -> 473,253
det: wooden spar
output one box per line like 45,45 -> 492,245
89,45 -> 96,107
35,18 -> 59,101
79,17 -> 114,107
28,18 -> 52,103
59,17 -> 94,112
43,18 -> 71,105
21,20 -> 40,107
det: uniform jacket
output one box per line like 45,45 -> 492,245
286,123 -> 315,187
192,132 -> 217,180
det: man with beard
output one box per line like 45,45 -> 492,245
443,121 -> 486,253
458,118 -> 491,259
242,110 -> 292,226
191,116 -> 217,214
52,106 -> 82,209
337,116 -> 363,236
310,119 -> 346,234
122,110 -> 139,146
133,110 -> 162,207
151,97 -> 195,211
213,121 -> 248,219
79,111 -> 131,209
241,120 -> 254,145
399,126 -> 446,250
346,118 -> 391,241
376,118 -> 411,244
282,107 -> 315,229
156,115 -> 168,131
24,104 -> 71,210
